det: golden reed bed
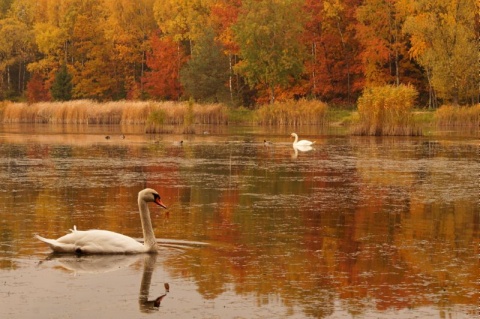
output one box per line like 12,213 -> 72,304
0,100 -> 228,125
435,104 -> 480,127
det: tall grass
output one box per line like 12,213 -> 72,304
434,104 -> 480,127
352,84 -> 421,136
1,100 -> 228,127
255,99 -> 328,126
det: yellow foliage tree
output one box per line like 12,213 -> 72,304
403,0 -> 478,105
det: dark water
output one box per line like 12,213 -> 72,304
0,124 -> 478,318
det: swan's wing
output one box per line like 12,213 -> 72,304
297,140 -> 314,146
36,230 -> 146,254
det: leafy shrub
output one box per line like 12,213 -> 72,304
353,84 -> 421,135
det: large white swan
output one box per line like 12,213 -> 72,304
291,133 -> 315,146
35,188 -> 167,254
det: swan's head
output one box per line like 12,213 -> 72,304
139,188 -> 167,209
291,133 -> 298,138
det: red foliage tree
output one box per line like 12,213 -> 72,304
302,0 -> 364,104
26,73 -> 50,103
142,33 -> 186,100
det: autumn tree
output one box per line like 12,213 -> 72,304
26,72 -> 49,102
210,0 -> 244,105
0,0 -> 13,18
0,2 -> 35,100
103,0 -> 157,99
27,0 -> 73,92
233,0 -> 306,104
404,0 -> 478,105
302,0 -> 363,104
143,33 -> 185,100
68,0 -> 119,100
356,0 -> 400,86
153,0 -> 211,48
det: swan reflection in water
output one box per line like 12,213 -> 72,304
44,253 -> 168,313
292,144 -> 313,158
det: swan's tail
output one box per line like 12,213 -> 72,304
35,234 -> 58,251
35,234 -> 57,247
35,234 -> 76,253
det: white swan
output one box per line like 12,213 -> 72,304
35,188 -> 167,254
291,133 -> 315,146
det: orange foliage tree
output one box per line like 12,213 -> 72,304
143,33 -> 186,100
302,0 -> 364,104
26,72 -> 50,102
355,0 -> 424,96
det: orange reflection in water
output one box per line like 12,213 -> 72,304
0,126 -> 478,318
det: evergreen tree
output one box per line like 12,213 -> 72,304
50,64 -> 72,101
180,30 -> 230,103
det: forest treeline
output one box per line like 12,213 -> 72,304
0,0 -> 478,107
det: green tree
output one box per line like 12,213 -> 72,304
50,64 -> 72,101
180,29 -> 230,103
233,0 -> 306,103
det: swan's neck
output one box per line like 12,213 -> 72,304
293,134 -> 298,144
138,198 -> 157,252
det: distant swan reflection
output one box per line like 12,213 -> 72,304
45,254 -> 167,313
292,144 -> 313,158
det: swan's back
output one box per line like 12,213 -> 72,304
36,229 -> 148,254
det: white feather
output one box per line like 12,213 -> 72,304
35,188 -> 167,254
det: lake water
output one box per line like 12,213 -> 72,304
0,124 -> 478,319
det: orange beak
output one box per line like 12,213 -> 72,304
155,198 -> 167,209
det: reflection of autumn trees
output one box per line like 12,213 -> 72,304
162,139 -> 478,317
0,137 -> 478,317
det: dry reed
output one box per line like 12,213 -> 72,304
0,100 -> 228,127
255,99 -> 328,126
352,84 -> 421,136
434,104 -> 480,127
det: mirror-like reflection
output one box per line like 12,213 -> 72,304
0,124 -> 478,318
45,253 -> 169,312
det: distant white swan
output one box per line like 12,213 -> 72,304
291,133 -> 315,146
35,188 -> 167,254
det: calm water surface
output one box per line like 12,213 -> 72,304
0,124 -> 478,319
